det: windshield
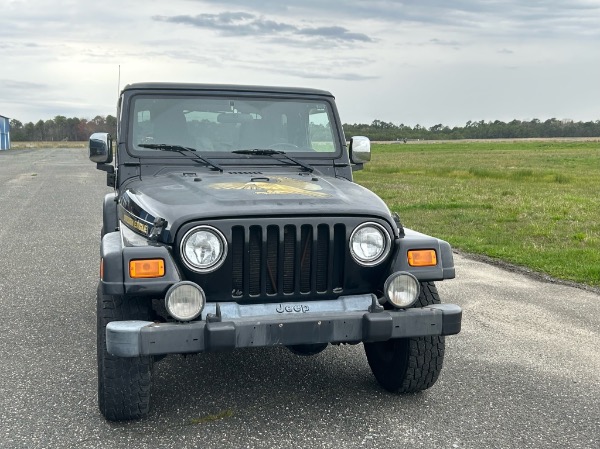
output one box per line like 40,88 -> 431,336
128,95 -> 339,156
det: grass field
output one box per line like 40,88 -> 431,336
354,140 -> 600,287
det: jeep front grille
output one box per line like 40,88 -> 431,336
231,224 -> 346,299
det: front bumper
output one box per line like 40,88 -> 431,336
106,296 -> 462,357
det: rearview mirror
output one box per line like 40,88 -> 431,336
89,133 -> 113,164
349,136 -> 371,164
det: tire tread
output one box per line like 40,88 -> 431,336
97,285 -> 153,421
364,281 -> 446,393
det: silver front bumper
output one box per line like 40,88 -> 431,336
106,295 -> 462,357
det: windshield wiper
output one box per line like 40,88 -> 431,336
232,149 -> 314,173
138,143 -> 223,172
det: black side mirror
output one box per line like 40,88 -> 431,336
89,133 -> 113,164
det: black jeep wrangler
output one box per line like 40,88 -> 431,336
91,83 -> 462,421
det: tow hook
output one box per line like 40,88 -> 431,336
206,303 -> 223,323
368,294 -> 384,313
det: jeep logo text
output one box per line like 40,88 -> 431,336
276,304 -> 310,314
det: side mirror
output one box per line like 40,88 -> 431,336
349,136 -> 371,164
89,133 -> 113,164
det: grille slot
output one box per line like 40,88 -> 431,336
248,226 -> 261,295
231,223 -> 344,299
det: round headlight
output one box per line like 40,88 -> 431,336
385,272 -> 420,308
349,222 -> 391,266
165,282 -> 205,321
181,226 -> 227,272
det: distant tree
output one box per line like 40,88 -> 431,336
7,114 -> 600,142
44,119 -> 55,140
23,122 -> 35,140
342,117 -> 600,141
106,115 -> 117,137
53,116 -> 67,140
34,120 -> 45,140
66,117 -> 80,141
9,118 -> 23,129
9,119 -> 24,140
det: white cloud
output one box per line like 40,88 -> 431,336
0,0 -> 598,127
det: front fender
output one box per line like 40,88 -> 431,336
389,228 -> 455,281
100,231 -> 182,296
102,192 -> 118,236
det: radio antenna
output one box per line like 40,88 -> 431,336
117,65 -> 121,97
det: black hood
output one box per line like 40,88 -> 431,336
119,168 -> 394,242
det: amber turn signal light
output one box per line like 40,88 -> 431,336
129,259 -> 165,278
407,250 -> 437,267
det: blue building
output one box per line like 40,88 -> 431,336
0,115 -> 10,150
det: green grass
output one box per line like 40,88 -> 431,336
354,141 -> 600,287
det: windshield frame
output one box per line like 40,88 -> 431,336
124,91 -> 344,161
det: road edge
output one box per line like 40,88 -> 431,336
455,250 -> 600,295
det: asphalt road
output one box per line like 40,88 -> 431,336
0,147 -> 598,449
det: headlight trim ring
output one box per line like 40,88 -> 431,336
349,221 -> 392,267
180,225 -> 228,273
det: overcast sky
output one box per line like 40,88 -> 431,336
1,0 -> 599,126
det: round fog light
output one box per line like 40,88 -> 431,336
384,272 -> 420,308
165,282 -> 205,321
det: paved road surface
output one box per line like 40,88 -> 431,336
0,148 -> 598,449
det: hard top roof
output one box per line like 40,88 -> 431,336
122,82 -> 334,98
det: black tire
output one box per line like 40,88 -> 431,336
364,282 -> 445,393
97,284 -> 153,421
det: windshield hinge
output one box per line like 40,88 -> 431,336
96,163 -> 116,187
96,163 -> 114,174
393,212 -> 405,237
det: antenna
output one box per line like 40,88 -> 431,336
117,65 -> 121,97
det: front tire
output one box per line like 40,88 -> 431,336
97,284 -> 153,421
364,282 -> 445,393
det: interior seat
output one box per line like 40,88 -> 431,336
153,109 -> 195,148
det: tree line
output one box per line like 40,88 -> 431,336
344,118 -> 600,141
8,115 -> 600,142
9,116 -> 117,142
